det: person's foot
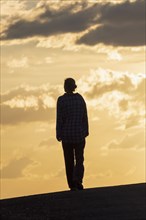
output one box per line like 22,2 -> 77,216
76,182 -> 84,190
70,187 -> 78,191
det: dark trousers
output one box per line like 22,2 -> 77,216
62,140 -> 85,189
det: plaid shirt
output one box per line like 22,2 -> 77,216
56,93 -> 89,143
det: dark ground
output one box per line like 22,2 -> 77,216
0,183 -> 146,220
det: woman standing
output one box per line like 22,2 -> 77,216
56,78 -> 89,191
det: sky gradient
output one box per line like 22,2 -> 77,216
1,0 -> 145,199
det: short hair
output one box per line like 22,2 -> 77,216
64,78 -> 77,92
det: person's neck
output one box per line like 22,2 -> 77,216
66,92 -> 74,94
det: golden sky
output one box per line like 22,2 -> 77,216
0,0 -> 145,199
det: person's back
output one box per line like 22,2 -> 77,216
56,78 -> 89,191
57,92 -> 88,143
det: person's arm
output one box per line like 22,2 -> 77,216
56,97 -> 63,142
83,98 -> 89,137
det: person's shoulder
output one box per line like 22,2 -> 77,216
76,93 -> 87,105
76,93 -> 82,97
58,94 -> 66,102
57,94 -> 65,102
76,93 -> 84,100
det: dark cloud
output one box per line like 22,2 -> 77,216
98,0 -> 145,24
77,22 -> 145,46
1,1 -> 145,47
1,3 -> 98,40
77,0 -> 145,46
0,157 -> 33,179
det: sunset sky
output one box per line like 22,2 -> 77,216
1,0 -> 145,199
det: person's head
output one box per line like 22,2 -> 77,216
64,78 -> 77,93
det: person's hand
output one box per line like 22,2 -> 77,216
57,137 -> 62,142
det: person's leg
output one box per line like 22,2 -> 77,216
62,142 -> 75,189
74,139 -> 85,189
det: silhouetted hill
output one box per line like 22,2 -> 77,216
1,183 -> 146,220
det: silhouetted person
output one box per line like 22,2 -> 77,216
56,78 -> 89,191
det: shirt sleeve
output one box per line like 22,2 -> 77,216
82,97 -> 89,137
56,97 -> 63,140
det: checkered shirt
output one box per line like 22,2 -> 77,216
56,93 -> 89,143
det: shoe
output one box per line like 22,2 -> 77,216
70,187 -> 78,191
76,182 -> 84,190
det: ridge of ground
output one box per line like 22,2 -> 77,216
1,183 -> 146,220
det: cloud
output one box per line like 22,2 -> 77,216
1,69 -> 145,128
125,115 -> 140,129
36,33 -> 81,51
45,56 -> 54,64
108,133 -> 144,155
78,68 -> 145,128
77,0 -> 145,46
105,131 -> 145,150
1,84 -> 60,103
77,22 -> 145,46
82,68 -> 144,102
134,77 -> 146,102
1,84 -> 59,125
107,50 -> 122,61
0,157 -> 34,179
1,3 -> 98,40
7,57 -> 29,68
39,137 -> 57,148
82,68 -> 135,99
35,123 -> 50,133
85,170 -> 113,180
1,0 -> 145,47
0,0 -> 27,17
43,168 -> 65,180
1,104 -> 55,125
99,0 -> 144,24
125,166 -> 136,176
